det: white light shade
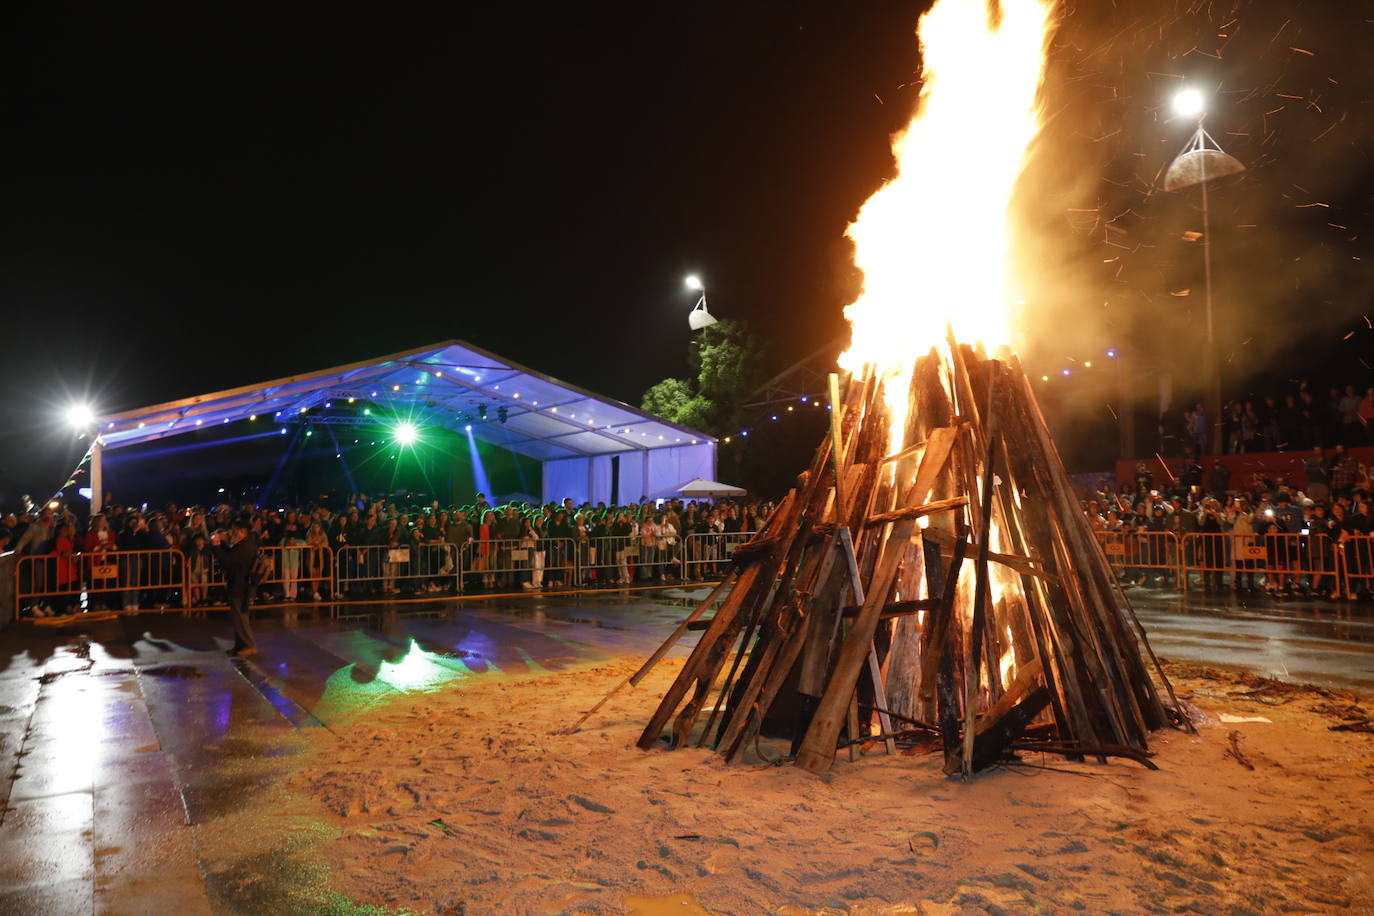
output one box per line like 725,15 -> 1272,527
684,275 -> 703,291
689,307 -> 718,331
66,404 -> 94,428
1172,88 -> 1205,118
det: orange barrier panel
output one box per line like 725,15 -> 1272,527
1340,535 -> 1374,598
1182,531 -> 1344,596
1093,530 -> 1182,586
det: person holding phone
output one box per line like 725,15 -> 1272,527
214,519 -> 258,657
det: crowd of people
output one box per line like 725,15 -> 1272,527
1159,384 -> 1374,457
2,493 -> 775,618
1084,447 -> 1374,597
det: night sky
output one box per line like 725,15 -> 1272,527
3,1 -> 1371,499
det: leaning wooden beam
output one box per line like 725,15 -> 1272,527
796,425 -> 960,775
959,368 -> 1000,779
564,570 -> 737,734
974,658 -> 1044,737
1010,741 -> 1160,770
837,525 -> 897,756
862,496 -> 968,528
636,491 -> 797,750
919,526 -> 1057,583
948,686 -> 1053,775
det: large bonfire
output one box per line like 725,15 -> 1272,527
619,0 -> 1185,777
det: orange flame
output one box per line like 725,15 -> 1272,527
839,0 -> 1058,429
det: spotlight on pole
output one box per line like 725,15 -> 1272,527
1172,87 -> 1206,119
393,422 -> 418,445
65,404 -> 95,429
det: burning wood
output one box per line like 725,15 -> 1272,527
629,0 -> 1186,778
633,344 -> 1186,778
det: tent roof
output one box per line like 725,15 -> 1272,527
678,478 -> 746,496
96,340 -> 714,461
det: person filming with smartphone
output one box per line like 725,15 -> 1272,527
214,519 -> 258,657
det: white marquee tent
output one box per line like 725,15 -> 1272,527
90,341 -> 716,508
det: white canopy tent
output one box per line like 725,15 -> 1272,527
678,478 -> 746,499
89,341 -> 715,508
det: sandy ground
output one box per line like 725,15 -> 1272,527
198,656 -> 1374,916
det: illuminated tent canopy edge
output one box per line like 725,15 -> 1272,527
91,340 -> 716,506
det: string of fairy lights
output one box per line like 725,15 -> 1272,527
719,348 -> 1121,447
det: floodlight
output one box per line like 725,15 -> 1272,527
394,422 -> 418,445
65,404 -> 94,428
684,275 -> 703,291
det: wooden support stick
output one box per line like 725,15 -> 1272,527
828,372 -> 847,517
974,657 -> 1044,737
952,686 -> 1053,775
960,369 -> 1000,780
797,426 -> 959,775
863,496 -> 968,528
564,571 -> 736,734
838,526 -> 896,756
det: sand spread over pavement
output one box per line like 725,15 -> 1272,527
195,656 -> 1374,915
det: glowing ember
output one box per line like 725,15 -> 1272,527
840,0 -> 1058,441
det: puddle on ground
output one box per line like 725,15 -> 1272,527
142,664 -> 204,679
623,894 -> 714,916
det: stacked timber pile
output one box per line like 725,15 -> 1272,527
627,342 -> 1187,778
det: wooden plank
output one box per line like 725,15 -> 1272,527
974,657 -> 1044,736
918,526 -> 1056,583
635,490 -> 799,750
950,686 -> 1053,775
837,526 -> 896,756
863,496 -> 968,528
960,368 -> 1001,779
795,425 -> 960,775
564,571 -> 737,734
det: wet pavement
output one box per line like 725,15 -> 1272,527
0,585 -> 1369,913
1127,588 -> 1374,693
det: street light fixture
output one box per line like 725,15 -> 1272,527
1163,87 -> 1245,455
685,275 -> 718,330
1171,87 -> 1205,119
65,404 -> 94,429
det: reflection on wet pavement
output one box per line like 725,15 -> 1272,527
1127,588 -> 1374,691
0,585 -> 1368,913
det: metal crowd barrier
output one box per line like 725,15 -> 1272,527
682,531 -> 754,580
199,544 -> 336,602
1093,530 -> 1181,586
1181,531 -> 1343,594
458,537 -> 576,589
1342,535 -> 1374,596
15,548 -> 188,611
12,529 -> 764,617
579,535 -> 673,584
335,542 -> 461,595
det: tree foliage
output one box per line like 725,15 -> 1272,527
639,318 -> 763,437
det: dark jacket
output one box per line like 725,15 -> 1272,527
217,534 -> 257,590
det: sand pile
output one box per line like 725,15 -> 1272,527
259,658 -> 1374,915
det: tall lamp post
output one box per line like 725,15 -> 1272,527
1163,88 -> 1245,455
685,275 -> 718,330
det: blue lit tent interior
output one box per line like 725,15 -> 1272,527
88,341 -> 716,510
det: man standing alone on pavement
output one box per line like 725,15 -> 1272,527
214,519 -> 258,657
